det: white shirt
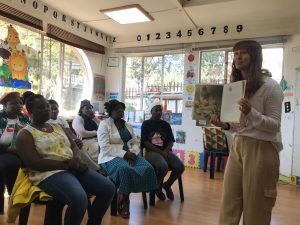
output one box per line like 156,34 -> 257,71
72,115 -> 100,139
230,76 -> 283,151
0,118 -> 19,145
97,118 -> 140,164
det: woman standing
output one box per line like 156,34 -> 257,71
16,95 -> 114,225
98,100 -> 157,219
212,40 -> 283,225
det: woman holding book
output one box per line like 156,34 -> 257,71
211,40 -> 283,225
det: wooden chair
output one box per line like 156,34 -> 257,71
202,127 -> 229,179
0,177 -> 5,214
18,199 -> 64,225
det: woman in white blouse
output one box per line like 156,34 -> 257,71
98,100 -> 157,219
212,40 -> 283,225
72,100 -> 100,161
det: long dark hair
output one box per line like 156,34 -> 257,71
231,40 -> 271,98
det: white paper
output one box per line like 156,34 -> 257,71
220,80 -> 246,123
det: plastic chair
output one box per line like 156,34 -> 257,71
202,127 -> 229,179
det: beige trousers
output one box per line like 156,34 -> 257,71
219,136 -> 279,225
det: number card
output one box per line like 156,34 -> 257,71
172,149 -> 185,163
184,151 -> 200,168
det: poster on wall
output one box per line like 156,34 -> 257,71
134,110 -> 145,123
107,57 -> 119,67
0,25 -> 33,89
170,113 -> 182,125
94,74 -> 105,101
176,130 -> 186,144
183,51 -> 198,110
162,110 -> 171,124
107,92 -> 119,100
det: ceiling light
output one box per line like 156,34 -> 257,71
100,4 -> 154,24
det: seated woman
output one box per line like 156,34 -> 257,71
21,90 -> 34,120
48,99 -> 99,171
16,94 -> 115,225
98,100 -> 157,219
0,92 -> 29,198
141,102 -> 185,201
72,100 -> 100,161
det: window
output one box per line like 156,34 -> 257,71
200,46 -> 283,85
125,53 -> 184,114
0,19 -> 90,115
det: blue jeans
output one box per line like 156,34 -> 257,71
39,170 -> 115,225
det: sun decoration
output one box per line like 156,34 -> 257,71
186,84 -> 195,94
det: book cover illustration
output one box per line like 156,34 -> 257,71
192,84 -> 223,125
192,81 -> 246,125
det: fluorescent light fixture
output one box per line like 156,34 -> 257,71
100,4 -> 154,24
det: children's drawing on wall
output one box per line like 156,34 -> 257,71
162,110 -> 171,123
186,67 -> 196,84
94,74 -> 105,101
185,100 -> 193,108
0,25 -> 34,89
134,110 -> 144,123
170,113 -> 182,125
196,120 -> 206,126
131,124 -> 142,137
176,130 -> 186,144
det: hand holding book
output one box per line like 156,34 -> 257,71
238,98 -> 251,115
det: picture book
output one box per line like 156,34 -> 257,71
192,80 -> 246,125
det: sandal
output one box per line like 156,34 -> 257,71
120,200 -> 130,219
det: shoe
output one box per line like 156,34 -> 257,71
120,200 -> 130,219
163,183 -> 174,200
155,189 -> 166,201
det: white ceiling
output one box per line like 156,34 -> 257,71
38,0 -> 300,48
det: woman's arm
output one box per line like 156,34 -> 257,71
16,129 -> 69,171
126,124 -> 141,155
245,84 -> 283,133
72,116 -> 97,138
60,125 -> 98,171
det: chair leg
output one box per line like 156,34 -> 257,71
203,152 -> 209,172
110,188 -> 118,216
210,152 -> 215,179
0,182 -> 5,214
87,197 -> 92,218
216,155 -> 222,172
149,191 -> 155,206
177,176 -> 184,202
18,204 -> 31,225
44,200 -> 63,225
142,192 -> 148,210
